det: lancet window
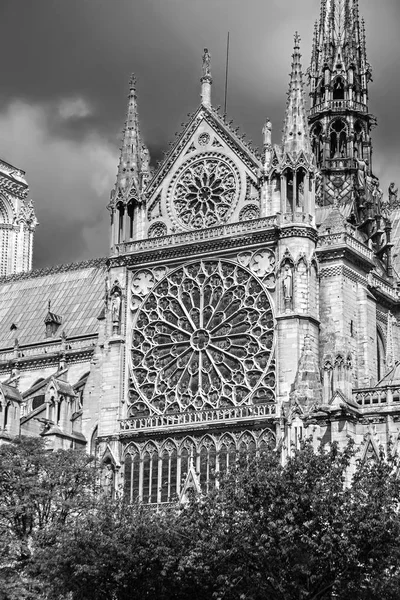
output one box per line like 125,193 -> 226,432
332,77 -> 345,101
377,329 -> 386,382
330,120 -> 347,159
117,202 -> 124,244
127,201 -> 135,239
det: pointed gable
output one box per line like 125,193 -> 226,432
144,104 -> 263,237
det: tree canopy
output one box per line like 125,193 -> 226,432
2,437 -> 400,600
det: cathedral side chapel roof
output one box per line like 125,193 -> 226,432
0,258 -> 107,349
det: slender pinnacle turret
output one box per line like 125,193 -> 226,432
109,74 -> 150,249
115,74 -> 142,195
282,33 -> 312,156
111,74 -> 150,206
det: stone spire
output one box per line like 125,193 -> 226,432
200,48 -> 212,108
116,74 -> 141,195
109,74 -> 150,249
282,33 -> 312,156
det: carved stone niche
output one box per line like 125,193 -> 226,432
280,253 -> 294,312
110,281 -> 123,334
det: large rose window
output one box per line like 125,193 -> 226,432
130,260 -> 275,416
172,158 -> 239,229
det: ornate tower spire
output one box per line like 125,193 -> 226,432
264,34 -> 316,220
308,0 -> 375,213
116,74 -> 141,194
109,74 -> 150,250
282,33 -> 312,156
200,48 -> 212,108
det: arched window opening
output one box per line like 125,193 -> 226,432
48,398 -> 55,422
142,449 -> 159,504
127,202 -> 135,239
180,447 -> 190,483
377,330 -> 386,382
56,400 -> 62,425
161,448 -> 178,502
4,403 -> 9,429
333,77 -> 345,100
199,442 -> 216,493
330,120 -> 347,158
117,203 -> 125,244
124,451 -> 140,503
90,426 -> 98,457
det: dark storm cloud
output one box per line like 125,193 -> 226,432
0,0 -> 399,268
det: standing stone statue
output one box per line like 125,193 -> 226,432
282,264 -> 293,310
388,182 -> 399,208
111,291 -> 121,324
202,48 -> 211,78
262,118 -> 272,147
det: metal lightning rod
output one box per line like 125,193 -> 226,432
224,32 -> 230,115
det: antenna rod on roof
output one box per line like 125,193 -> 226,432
224,32 -> 230,115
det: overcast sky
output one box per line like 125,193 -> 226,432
0,0 -> 399,268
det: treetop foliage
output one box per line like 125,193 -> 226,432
2,437 -> 400,599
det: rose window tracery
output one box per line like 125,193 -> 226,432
172,158 -> 239,229
130,260 -> 275,416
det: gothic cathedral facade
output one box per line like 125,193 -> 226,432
1,0 -> 400,503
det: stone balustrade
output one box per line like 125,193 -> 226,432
353,386 -> 400,408
120,402 -> 277,432
114,216 -> 278,256
309,99 -> 367,117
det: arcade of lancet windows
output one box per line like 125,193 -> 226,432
123,429 -> 275,504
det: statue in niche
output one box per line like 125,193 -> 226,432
111,290 -> 121,324
356,157 -> 368,189
388,182 -> 399,208
282,263 -> 293,310
297,182 -> 305,209
202,48 -> 211,78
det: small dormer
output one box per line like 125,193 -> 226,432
44,301 -> 62,338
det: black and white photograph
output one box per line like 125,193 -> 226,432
1,1 -> 400,598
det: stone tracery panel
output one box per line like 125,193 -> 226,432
168,155 -> 241,230
129,259 -> 275,417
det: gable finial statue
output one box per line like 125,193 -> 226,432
202,48 -> 211,79
200,48 -> 212,108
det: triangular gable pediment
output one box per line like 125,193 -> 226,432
147,104 -> 261,196
144,105 -> 263,236
179,463 -> 201,503
361,434 -> 380,464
